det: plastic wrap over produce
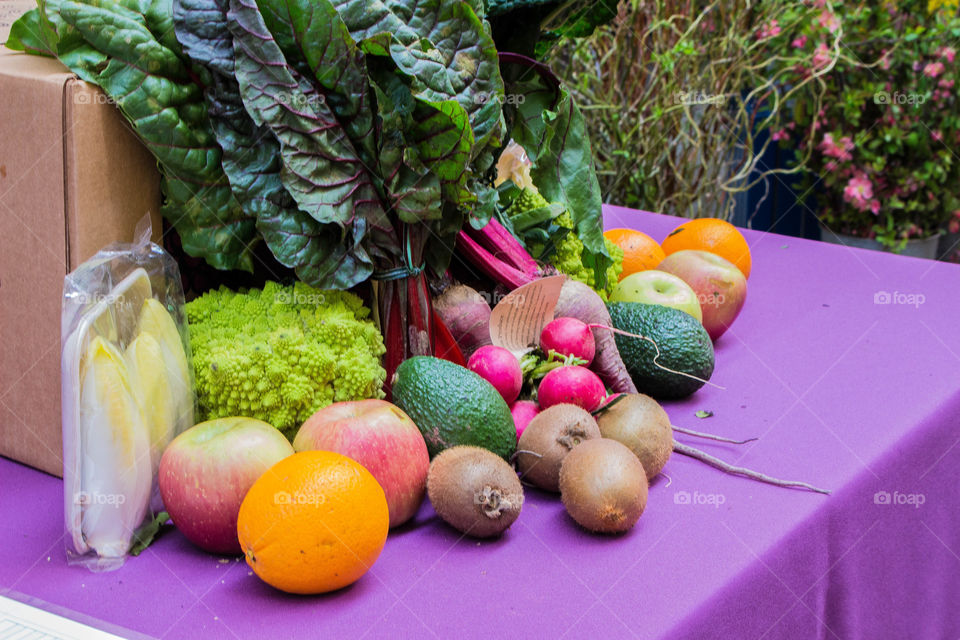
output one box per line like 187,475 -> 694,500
61,219 -> 194,570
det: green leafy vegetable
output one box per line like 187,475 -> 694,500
500,53 -> 612,289
130,511 -> 170,556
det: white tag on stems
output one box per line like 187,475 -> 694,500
489,275 -> 566,358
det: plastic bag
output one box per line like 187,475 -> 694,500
61,217 -> 194,570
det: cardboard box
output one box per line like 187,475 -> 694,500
0,46 -> 162,476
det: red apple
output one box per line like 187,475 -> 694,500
159,417 -> 294,554
657,250 -> 747,341
293,399 -> 429,528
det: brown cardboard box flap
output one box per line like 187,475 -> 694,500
0,48 -> 162,476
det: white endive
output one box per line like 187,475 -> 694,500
78,336 -> 152,558
125,331 -> 176,477
136,299 -> 193,436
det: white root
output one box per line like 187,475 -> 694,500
672,440 -> 831,494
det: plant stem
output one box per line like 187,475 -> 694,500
672,440 -> 830,494
672,424 -> 758,444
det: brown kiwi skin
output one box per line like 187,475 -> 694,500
427,446 -> 523,538
516,404 -> 601,492
596,393 -> 672,481
559,438 -> 648,534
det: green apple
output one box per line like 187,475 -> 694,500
610,270 -> 703,322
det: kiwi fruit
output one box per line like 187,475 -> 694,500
559,438 -> 648,534
515,404 -> 601,492
427,446 -> 523,538
596,393 -> 672,480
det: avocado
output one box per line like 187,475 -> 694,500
391,356 -> 517,460
606,302 -> 715,399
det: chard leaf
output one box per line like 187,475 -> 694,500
227,0 -> 399,263
6,7 -> 57,56
331,0 -> 505,157
504,57 -> 610,287
174,0 -> 371,287
369,64 -> 473,221
508,202 -> 564,231
409,99 -> 474,205
256,0 -> 378,166
56,0 -> 257,272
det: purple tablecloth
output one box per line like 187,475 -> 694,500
3,206 -> 960,639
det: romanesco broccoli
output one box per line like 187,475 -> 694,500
505,187 -> 550,216
185,282 -> 386,438
549,212 -> 624,300
506,187 -> 624,299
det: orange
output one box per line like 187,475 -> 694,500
659,218 -> 752,279
604,228 -> 666,279
237,450 -> 389,595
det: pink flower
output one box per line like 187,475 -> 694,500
757,20 -> 781,40
933,130 -> 944,143
813,42 -> 831,69
938,78 -> 954,89
870,200 -> 880,216
771,129 -> 790,142
939,47 -> 956,63
879,50 -> 892,71
817,11 -> 840,33
792,35 -> 808,49
949,219 -> 960,234
843,173 -> 874,211
924,62 -> 944,78
818,133 -> 854,162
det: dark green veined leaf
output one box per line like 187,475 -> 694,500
533,90 -> 610,287
173,0 -> 372,287
331,0 -> 505,156
6,7 -> 57,56
409,99 -> 474,204
425,203 -> 469,275
534,0 -> 618,58
484,0 -> 555,17
464,178 -> 500,229
503,54 -> 610,287
256,0 -> 377,167
507,202 -> 564,231
369,65 -> 473,220
227,0 -> 398,263
256,205 -> 376,289
56,0 -> 257,272
227,0 -> 381,225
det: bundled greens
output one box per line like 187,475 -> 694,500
9,0 -> 613,375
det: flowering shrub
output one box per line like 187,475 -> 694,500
773,0 -> 960,250
551,0 -> 832,219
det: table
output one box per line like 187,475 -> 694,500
3,206 -> 960,639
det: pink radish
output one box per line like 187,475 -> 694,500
510,400 -> 540,439
553,279 -> 636,395
538,366 -> 606,412
468,345 -> 523,404
540,317 -> 596,365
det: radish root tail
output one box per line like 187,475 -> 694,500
587,323 -> 726,391
673,440 -> 831,494
672,424 -> 758,445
